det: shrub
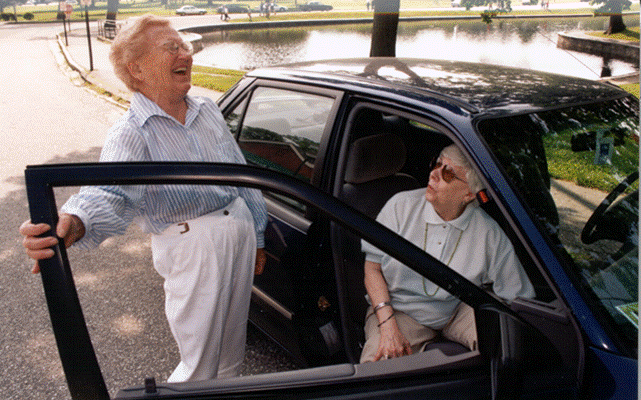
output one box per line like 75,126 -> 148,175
1,13 -> 17,21
23,12 -> 35,20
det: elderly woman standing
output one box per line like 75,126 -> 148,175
360,144 -> 534,363
20,15 -> 267,382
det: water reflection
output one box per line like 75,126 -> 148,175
193,16 -> 639,79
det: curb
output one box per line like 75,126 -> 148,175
600,72 -> 640,86
558,31 -> 640,64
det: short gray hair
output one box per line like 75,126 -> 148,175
439,144 -> 485,194
109,15 -> 171,92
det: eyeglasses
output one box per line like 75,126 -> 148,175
159,40 -> 194,55
432,161 -> 467,183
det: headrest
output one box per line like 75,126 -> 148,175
352,109 -> 384,135
344,133 -> 407,184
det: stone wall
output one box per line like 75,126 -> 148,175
558,32 -> 639,64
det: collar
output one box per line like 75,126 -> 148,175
130,92 -> 203,128
423,198 -> 474,231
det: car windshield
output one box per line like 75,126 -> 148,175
478,96 -> 639,354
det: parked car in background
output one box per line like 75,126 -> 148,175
272,3 -> 288,11
451,0 -> 462,6
300,1 -> 332,11
27,58 -> 637,399
217,3 -> 250,13
175,5 -> 207,15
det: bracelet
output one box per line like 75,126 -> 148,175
373,301 -> 392,313
377,313 -> 395,328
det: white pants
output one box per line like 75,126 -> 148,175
151,197 -> 256,382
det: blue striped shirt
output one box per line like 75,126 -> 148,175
62,92 -> 268,249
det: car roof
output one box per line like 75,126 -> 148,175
246,58 -> 628,115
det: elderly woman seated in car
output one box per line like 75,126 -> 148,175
360,144 -> 535,362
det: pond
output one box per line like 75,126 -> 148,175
192,15 -> 639,79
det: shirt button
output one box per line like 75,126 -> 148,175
224,210 -> 229,216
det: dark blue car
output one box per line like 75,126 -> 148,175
25,58 -> 637,399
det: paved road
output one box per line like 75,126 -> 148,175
0,22 -> 295,400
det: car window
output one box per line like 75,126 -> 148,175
236,86 -> 333,182
227,87 -> 335,213
478,96 -> 639,354
225,96 -> 247,137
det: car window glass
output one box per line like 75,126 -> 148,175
478,97 -> 639,354
231,87 -> 334,213
238,86 -> 333,182
225,96 -> 247,137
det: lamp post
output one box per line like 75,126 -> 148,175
59,1 -> 69,46
81,0 -> 93,71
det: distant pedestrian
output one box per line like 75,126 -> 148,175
223,6 -> 230,20
367,0 -> 370,11
247,9 -> 252,21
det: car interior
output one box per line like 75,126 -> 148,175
328,105 -> 579,374
332,107 -> 468,363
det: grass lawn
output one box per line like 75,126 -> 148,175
619,83 -> 640,98
587,26 -> 640,42
191,65 -> 246,92
545,129 -> 639,192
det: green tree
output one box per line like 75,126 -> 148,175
370,0 -> 400,57
460,0 -> 511,23
591,0 -> 631,34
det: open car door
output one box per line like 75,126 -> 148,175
25,162 -> 578,400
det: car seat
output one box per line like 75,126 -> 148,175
333,130 -> 421,362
